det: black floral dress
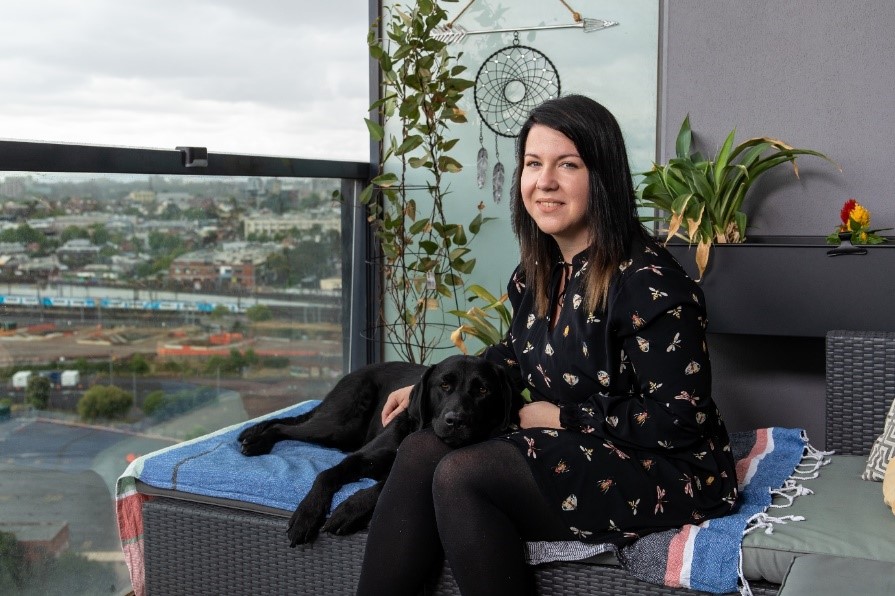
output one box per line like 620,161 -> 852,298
484,238 -> 737,545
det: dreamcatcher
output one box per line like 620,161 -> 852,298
474,32 -> 561,202
436,0 -> 619,201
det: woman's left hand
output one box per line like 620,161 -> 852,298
518,401 -> 562,429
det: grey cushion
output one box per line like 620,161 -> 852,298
777,554 -> 895,596
741,455 -> 895,583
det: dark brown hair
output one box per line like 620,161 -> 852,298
510,94 -> 649,316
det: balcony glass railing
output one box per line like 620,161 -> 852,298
0,140 -> 370,595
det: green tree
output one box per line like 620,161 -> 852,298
77,385 -> 133,420
0,223 -> 47,247
129,353 -> 150,374
88,223 -> 110,245
0,530 -> 25,589
264,251 -> 289,285
142,390 -> 166,416
242,347 -> 259,367
25,375 -> 51,409
60,225 -> 89,244
204,355 -> 229,375
228,348 -> 246,372
246,304 -> 273,322
210,304 -> 231,320
147,231 -> 186,255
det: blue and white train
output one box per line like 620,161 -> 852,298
0,294 -> 246,313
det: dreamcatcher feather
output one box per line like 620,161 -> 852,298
473,33 -> 561,202
492,162 -> 505,204
476,123 -> 488,189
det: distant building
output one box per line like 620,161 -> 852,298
1,200 -> 29,218
0,242 -> 26,255
319,277 -> 342,291
128,190 -> 156,204
0,521 -> 70,564
0,176 -> 29,199
27,213 -> 130,234
242,212 -> 339,238
169,244 -> 278,291
57,239 -> 101,267
16,255 -> 64,278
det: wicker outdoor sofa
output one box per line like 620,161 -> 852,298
130,330 -> 895,595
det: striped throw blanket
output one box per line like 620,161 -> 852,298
116,402 -> 814,596
527,427 -> 819,595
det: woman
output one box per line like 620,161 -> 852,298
356,95 -> 737,596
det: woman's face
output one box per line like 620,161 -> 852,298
520,124 -> 591,261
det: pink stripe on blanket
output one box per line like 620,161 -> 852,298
116,491 -> 150,596
735,428 -> 772,487
664,523 -> 697,587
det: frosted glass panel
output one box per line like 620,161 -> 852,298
378,0 -> 658,359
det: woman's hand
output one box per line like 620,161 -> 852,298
381,385 -> 413,426
518,401 -> 562,430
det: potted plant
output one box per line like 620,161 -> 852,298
636,115 -> 837,279
361,0 -> 491,363
449,284 -> 511,356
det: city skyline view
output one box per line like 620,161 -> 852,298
0,169 -> 350,593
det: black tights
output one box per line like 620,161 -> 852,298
356,430 -> 570,596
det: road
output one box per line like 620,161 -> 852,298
0,390 -> 256,595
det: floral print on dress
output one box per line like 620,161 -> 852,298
483,238 -> 737,545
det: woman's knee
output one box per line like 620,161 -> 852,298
432,444 -> 495,505
392,429 -> 453,475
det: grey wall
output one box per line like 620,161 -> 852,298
660,1 -> 895,445
660,1 -> 895,236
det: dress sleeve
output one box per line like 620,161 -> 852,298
558,265 -> 715,451
481,266 -> 525,389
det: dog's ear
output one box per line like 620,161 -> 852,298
409,365 -> 434,430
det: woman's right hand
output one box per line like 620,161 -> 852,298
381,385 -> 413,426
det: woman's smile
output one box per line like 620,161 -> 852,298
521,124 -> 591,260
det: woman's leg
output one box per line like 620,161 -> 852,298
433,440 -> 570,596
356,429 -> 453,596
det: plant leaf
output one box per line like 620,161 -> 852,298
676,115 -> 692,160
695,239 -> 711,281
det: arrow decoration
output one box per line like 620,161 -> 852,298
432,18 -> 618,45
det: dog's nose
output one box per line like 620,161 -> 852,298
443,411 -> 465,427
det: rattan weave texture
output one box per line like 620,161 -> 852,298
826,330 -> 895,455
143,497 -> 778,595
140,330 -> 886,595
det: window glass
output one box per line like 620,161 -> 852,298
0,175 -> 348,593
0,1 -> 370,161
1,2 -> 369,588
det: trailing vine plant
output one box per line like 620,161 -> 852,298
361,0 -> 491,364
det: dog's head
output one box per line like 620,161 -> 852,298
408,355 -> 516,447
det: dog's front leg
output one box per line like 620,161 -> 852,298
320,442 -> 397,536
288,453 -> 367,546
322,482 -> 384,536
287,441 -> 398,546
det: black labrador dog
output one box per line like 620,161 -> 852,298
237,354 -> 516,546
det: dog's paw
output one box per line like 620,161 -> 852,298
287,500 -> 327,546
322,497 -> 374,536
237,422 -> 276,456
321,509 -> 373,536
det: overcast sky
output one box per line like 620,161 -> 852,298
0,0 -> 371,162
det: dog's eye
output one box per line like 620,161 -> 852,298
440,382 -> 451,391
478,386 -> 488,395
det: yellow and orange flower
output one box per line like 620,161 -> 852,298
830,198 -> 890,245
840,198 -> 871,230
